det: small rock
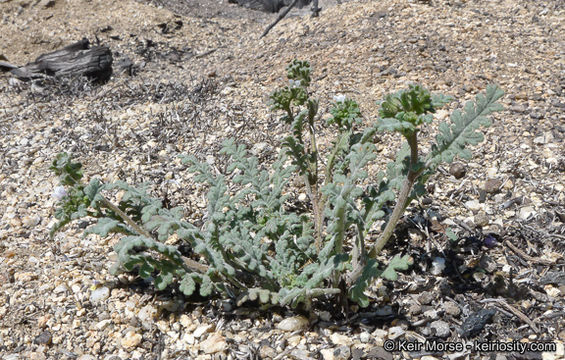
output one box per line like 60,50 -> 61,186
14,271 -> 36,282
407,302 -> 422,315
387,326 -> 405,340
260,345 -> 277,359
449,163 -> 466,179
200,332 -> 228,354
430,320 -> 451,338
544,285 -> 561,298
431,257 -> 446,275
39,0 -> 56,7
423,310 -> 439,320
484,179 -> 502,194
484,234 -> 498,248
179,314 -> 192,328
251,142 -> 270,155
288,334 -> 302,347
90,286 -> 110,304
418,291 -> 435,305
474,212 -> 489,227
137,304 -> 158,329
465,200 -> 482,212
290,349 -> 312,360
277,315 -> 309,331
479,255 -> 497,273
103,356 -> 121,360
318,310 -> 331,322
181,332 -> 194,345
77,356 -> 97,360
486,167 -> 498,177
121,330 -> 142,349
33,330 -> 52,345
321,346 -> 351,360
37,314 -> 50,328
193,324 -> 214,339
519,206 -> 536,220
459,308 -> 496,337
359,332 -> 371,343
372,329 -> 387,346
374,306 -> 394,317
330,332 -> 352,346
443,302 -> 461,316
95,319 -> 112,331
365,346 -> 393,360
22,215 -> 41,227
29,352 -> 46,360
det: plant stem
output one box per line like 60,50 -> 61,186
307,122 -> 323,251
368,131 -> 420,258
100,197 -> 209,274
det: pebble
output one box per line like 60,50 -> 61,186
33,330 -> 52,345
465,200 -> 482,212
372,329 -> 387,346
423,310 -> 439,320
443,301 -> 461,316
429,320 -> 451,338
519,206 -> 536,220
330,332 -> 352,346
449,163 -> 466,179
95,319 -> 112,331
387,326 -> 405,340
22,215 -> 41,227
260,345 -> 277,358
474,212 -> 489,227
137,304 -> 158,329
193,324 -> 214,339
179,314 -> 192,328
90,286 -> 110,304
359,332 -> 370,343
77,356 -> 97,360
431,257 -> 446,275
407,302 -> 422,315
199,332 -> 228,354
484,179 -> 502,194
479,255 -> 497,273
321,346 -> 351,360
318,311 -> 331,322
277,315 -> 309,331
418,291 -> 435,305
288,334 -> 303,347
121,330 -> 142,349
290,349 -> 314,360
544,285 -> 561,298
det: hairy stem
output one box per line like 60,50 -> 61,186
100,197 -> 209,274
369,131 -> 420,257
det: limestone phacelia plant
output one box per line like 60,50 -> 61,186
51,60 -> 503,309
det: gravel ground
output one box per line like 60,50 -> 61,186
1,0 -> 564,359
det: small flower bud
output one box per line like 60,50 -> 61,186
52,186 -> 67,201
333,94 -> 346,103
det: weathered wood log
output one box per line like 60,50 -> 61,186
229,0 -> 310,13
2,38 -> 113,82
